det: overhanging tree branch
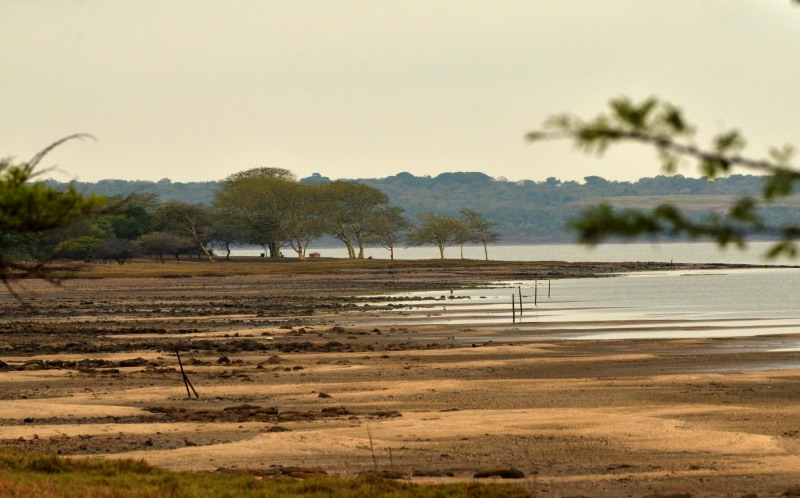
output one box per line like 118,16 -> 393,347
528,97 -> 800,258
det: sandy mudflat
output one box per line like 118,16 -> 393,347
2,260 -> 800,497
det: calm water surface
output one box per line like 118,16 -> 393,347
232,241 -> 800,342
231,240 -> 795,265
356,268 -> 800,342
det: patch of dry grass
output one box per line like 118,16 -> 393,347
0,450 -> 531,498
34,257 -> 561,280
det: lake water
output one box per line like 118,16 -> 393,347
231,240 -> 800,342
230,240 -> 795,265
351,268 -> 800,343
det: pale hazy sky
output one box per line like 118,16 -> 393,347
2,1 -> 798,183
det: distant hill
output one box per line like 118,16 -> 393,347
44,173 -> 800,243
43,178 -> 220,205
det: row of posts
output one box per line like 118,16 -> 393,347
512,279 -> 550,323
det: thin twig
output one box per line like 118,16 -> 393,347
366,422 -> 378,471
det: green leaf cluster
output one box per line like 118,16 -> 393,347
529,97 -> 800,258
0,136 -> 104,283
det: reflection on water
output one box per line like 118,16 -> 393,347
354,268 -> 800,341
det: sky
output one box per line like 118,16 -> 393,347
2,1 -> 799,184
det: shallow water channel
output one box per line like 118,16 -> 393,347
355,268 -> 800,344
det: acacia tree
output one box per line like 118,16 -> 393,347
0,135 -> 103,290
92,238 -> 138,265
208,207 -> 242,260
213,168 -> 296,258
275,181 -> 326,260
46,214 -> 113,250
107,193 -> 158,240
138,231 -> 195,263
224,167 -> 295,184
527,97 -> 799,258
407,213 -> 462,260
367,206 -> 408,260
453,218 -> 472,260
52,235 -> 103,261
320,181 -> 389,258
151,201 -> 215,261
458,208 -> 499,261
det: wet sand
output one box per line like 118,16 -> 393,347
2,260 -> 800,497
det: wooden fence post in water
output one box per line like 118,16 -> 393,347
512,294 -> 516,323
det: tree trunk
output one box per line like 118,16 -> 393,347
460,243 -> 464,260
438,244 -> 445,260
292,240 -> 305,260
483,243 -> 489,261
158,253 -> 164,264
182,216 -> 214,262
225,242 -> 231,260
193,243 -> 211,259
390,246 -> 394,260
356,236 -> 365,259
337,235 -> 356,258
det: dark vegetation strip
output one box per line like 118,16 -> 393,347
15,258 -> 770,281
0,449 -> 531,498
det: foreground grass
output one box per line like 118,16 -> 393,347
0,450 -> 531,498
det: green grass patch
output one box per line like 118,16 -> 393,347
0,450 -> 531,498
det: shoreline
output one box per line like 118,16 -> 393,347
2,261 -> 800,496
9,258 -> 797,284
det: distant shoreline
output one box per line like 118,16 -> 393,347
8,259 -> 796,287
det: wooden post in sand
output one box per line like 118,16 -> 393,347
548,280 -> 551,298
175,347 -> 199,399
534,280 -> 538,306
511,294 -> 516,323
518,286 -> 523,316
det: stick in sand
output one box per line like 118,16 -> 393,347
512,293 -> 516,323
518,285 -> 523,316
175,347 -> 199,399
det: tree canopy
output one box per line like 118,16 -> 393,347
319,181 -> 390,259
45,170 -> 800,244
407,213 -> 463,260
213,168 -> 292,258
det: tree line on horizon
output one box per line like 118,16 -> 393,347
25,167 -> 499,264
45,171 -> 800,245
